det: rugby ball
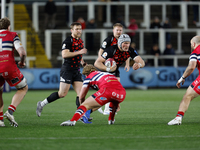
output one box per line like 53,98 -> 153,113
105,58 -> 116,68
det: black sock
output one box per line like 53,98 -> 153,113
47,92 -> 60,103
76,96 -> 80,108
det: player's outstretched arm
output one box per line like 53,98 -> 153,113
132,56 -> 145,70
176,61 -> 196,88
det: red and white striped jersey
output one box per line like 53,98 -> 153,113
190,45 -> 200,74
0,30 -> 21,72
83,71 -> 123,90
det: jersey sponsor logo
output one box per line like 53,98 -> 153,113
0,54 -> 9,58
11,77 -> 19,84
96,92 -> 101,96
102,41 -> 107,48
0,34 -> 6,36
198,86 -> 200,89
107,79 -> 118,82
102,52 -> 107,59
100,97 -> 107,100
62,44 -> 66,49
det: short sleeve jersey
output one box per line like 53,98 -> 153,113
61,35 -> 84,70
100,34 -> 118,50
0,30 -> 20,72
189,45 -> 200,74
101,45 -> 139,67
83,71 -> 123,90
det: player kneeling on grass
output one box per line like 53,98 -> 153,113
168,35 -> 200,125
60,64 -> 126,126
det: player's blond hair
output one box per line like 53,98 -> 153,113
113,23 -> 123,29
82,64 -> 98,76
0,17 -> 10,30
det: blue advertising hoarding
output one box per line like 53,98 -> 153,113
10,67 -> 198,90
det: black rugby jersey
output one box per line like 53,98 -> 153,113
101,45 -> 138,68
100,34 -> 118,50
61,35 -> 84,70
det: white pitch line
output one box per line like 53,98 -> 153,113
1,135 -> 200,140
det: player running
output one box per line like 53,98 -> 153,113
168,35 -> 200,125
36,22 -> 90,123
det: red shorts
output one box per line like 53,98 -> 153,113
0,67 -> 24,87
191,75 -> 200,94
92,87 -> 126,106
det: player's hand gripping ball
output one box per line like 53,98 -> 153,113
105,58 -> 116,68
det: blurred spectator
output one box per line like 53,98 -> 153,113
150,16 -> 162,44
163,43 -> 175,66
127,19 -> 138,42
148,44 -> 161,66
97,0 -> 107,22
44,0 -> 57,29
86,18 -> 97,54
77,17 -> 86,29
114,15 -> 126,28
170,0 -> 180,19
163,18 -> 172,44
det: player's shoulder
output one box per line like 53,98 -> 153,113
1,30 -> 17,37
104,44 -> 116,53
104,34 -> 114,42
87,71 -> 99,78
129,47 -> 138,54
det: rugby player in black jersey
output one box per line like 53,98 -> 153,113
36,22 -> 90,123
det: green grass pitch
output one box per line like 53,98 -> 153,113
1,88 -> 200,150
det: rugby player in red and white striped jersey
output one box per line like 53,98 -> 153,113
0,17 -> 28,127
60,64 -> 126,126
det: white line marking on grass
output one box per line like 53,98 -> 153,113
1,135 -> 200,140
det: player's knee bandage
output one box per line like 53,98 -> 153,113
15,78 -> 27,90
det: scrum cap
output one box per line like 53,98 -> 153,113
118,34 -> 131,49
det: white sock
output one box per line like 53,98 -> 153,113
41,99 -> 48,107
104,102 -> 110,112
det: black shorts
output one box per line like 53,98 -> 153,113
60,69 -> 83,84
111,68 -> 120,77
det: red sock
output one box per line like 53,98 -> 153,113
108,102 -> 118,121
8,105 -> 16,112
176,111 -> 184,117
71,105 -> 87,121
0,112 -> 3,120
